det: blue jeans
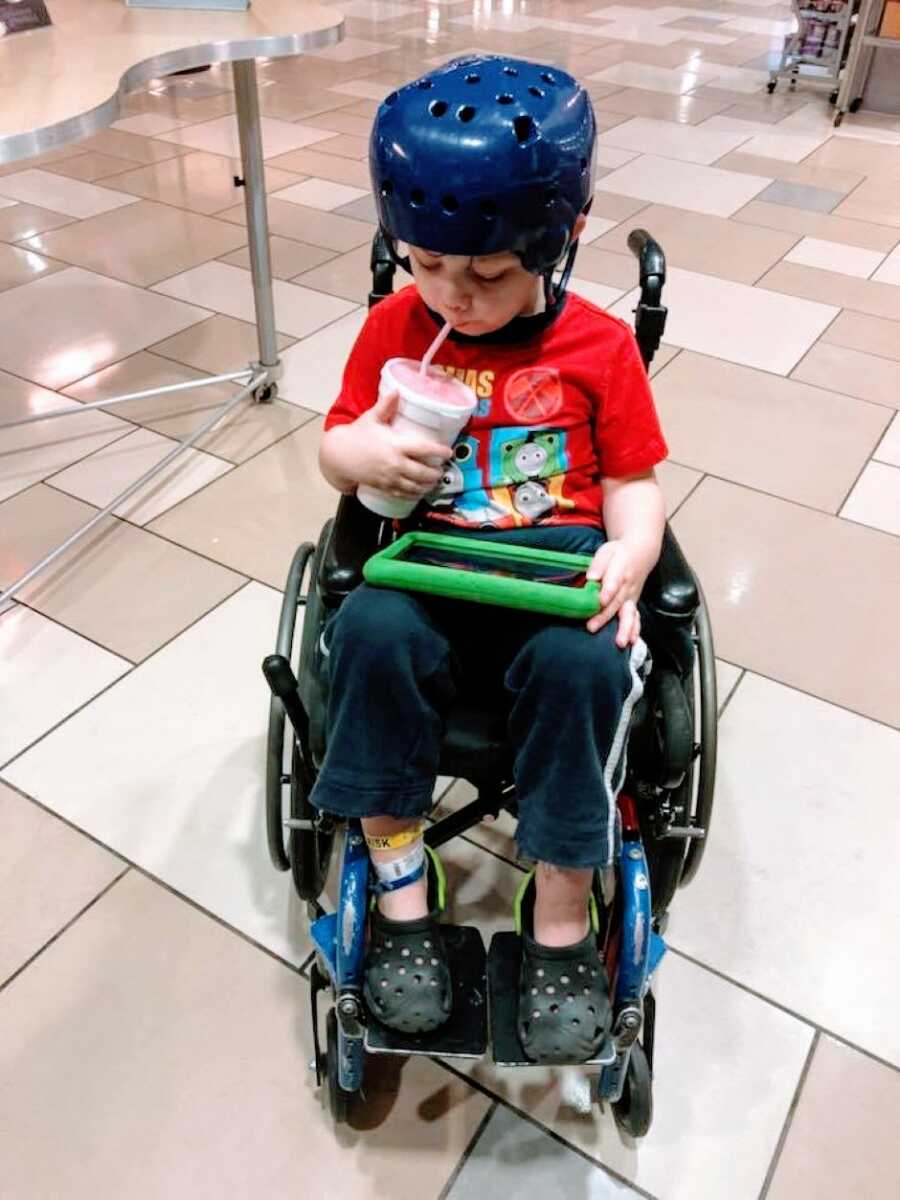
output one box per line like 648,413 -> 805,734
309,526 -> 649,868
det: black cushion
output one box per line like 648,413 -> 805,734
642,526 -> 698,621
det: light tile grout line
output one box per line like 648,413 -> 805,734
0,777 -> 311,982
757,1030 -> 821,1200
0,864 -> 131,995
436,1098 -> 499,1200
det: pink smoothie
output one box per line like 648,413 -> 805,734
390,360 -> 473,408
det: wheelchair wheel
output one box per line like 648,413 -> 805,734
680,579 -> 717,887
612,1041 -> 653,1138
325,1009 -> 350,1125
288,739 -> 332,902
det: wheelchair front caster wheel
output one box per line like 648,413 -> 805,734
612,1041 -> 653,1138
255,381 -> 278,403
326,1009 -> 351,1125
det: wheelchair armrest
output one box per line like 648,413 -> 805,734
320,494 -> 394,604
642,525 -> 698,621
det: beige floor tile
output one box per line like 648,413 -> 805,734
277,308 -> 368,414
157,115 -> 334,159
1,583 -> 307,964
217,196 -> 376,252
598,154 -> 771,219
301,110 -> 375,139
111,112 -> 191,137
292,241 -> 372,304
653,351 -> 890,510
440,833 -> 526,944
840,461 -> 900,537
43,152 -> 137,182
266,146 -> 372,188
792,343 -> 900,410
597,116 -> 753,165
571,277 -> 627,309
0,242 -> 64,291
0,169 -> 139,220
802,135 -> 900,177
871,243 -> 900,286
766,1036 -> 900,1200
656,458 -> 703,514
152,261 -> 359,340
219,236 -> 335,280
462,951 -> 812,1200
593,203 -> 797,284
0,371 -> 130,505
714,152 -> 865,195
0,202 -> 73,242
0,267 -> 210,390
874,413 -> 900,466
256,86 -> 357,124
590,191 -> 650,223
758,261 -> 900,323
273,176 -> 369,212
671,477 -> 900,727
573,245 -> 642,290
589,61 -> 724,97
148,420 -> 335,586
24,201 -> 246,288
734,199 -> 899,253
0,603 -> 130,765
0,485 -> 246,663
103,152 -> 301,216
76,129 -> 192,165
0,782 -> 123,984
123,89 -> 236,124
599,87 -> 732,125
0,871 -> 490,1200
832,174 -> 900,230
433,780 -> 520,865
0,145 -> 84,178
611,267 -> 837,375
65,352 -> 315,465
785,236 -> 886,280
150,313 -> 294,376
674,673 -> 900,1061
49,426 -> 233,526
313,132 -> 370,160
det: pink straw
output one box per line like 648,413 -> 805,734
419,320 -> 453,376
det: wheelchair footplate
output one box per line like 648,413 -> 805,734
364,924 -> 488,1059
487,932 -> 616,1067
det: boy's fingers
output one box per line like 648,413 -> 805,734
373,390 -> 400,423
400,461 -> 442,487
401,436 -> 454,462
586,543 -> 615,582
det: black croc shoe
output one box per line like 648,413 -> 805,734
515,871 -> 613,1065
363,846 -> 452,1035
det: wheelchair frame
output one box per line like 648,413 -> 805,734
262,229 -> 718,1135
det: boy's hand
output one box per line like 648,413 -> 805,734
341,391 -> 454,500
585,540 -> 643,648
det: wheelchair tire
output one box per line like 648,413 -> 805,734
265,541 -> 315,873
612,1040 -> 653,1139
681,579 -> 717,887
325,1009 -> 350,1125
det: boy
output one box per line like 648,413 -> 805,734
311,56 -> 667,1065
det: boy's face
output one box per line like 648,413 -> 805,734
407,244 -> 542,335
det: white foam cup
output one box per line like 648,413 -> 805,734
357,357 -> 477,519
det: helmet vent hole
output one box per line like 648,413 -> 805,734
503,66 -> 519,77
497,93 -> 514,105
410,188 -> 426,207
417,79 -> 433,90
441,194 -> 459,214
514,114 -> 537,145
385,92 -> 398,106
479,199 -> 498,220
541,72 -> 557,86
528,86 -> 545,99
381,180 -> 394,197
457,105 -> 476,123
545,187 -> 558,206
465,73 -> 481,84
429,99 -> 448,118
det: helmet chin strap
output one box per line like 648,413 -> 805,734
542,239 -> 580,314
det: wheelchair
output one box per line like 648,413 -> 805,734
262,229 -> 717,1138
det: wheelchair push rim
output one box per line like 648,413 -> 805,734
265,540 -> 316,873
680,576 -> 717,888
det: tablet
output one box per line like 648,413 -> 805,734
363,532 -> 600,620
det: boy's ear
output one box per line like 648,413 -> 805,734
571,213 -> 588,242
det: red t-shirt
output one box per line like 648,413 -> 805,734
325,285 -> 668,531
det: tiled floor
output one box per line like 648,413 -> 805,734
2,3 -> 899,1198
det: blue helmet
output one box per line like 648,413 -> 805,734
370,56 -> 596,275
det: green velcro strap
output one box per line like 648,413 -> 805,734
513,869 -> 535,937
425,843 -> 447,913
